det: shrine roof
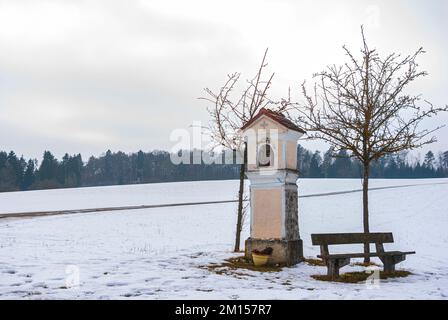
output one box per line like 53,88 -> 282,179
240,108 -> 306,134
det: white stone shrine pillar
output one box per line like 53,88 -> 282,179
240,108 -> 305,266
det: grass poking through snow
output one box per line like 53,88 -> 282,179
304,258 -> 326,267
202,256 -> 283,278
311,270 -> 412,283
351,261 -> 381,267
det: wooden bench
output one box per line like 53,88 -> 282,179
311,232 -> 415,278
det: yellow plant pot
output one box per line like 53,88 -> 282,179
252,253 -> 270,267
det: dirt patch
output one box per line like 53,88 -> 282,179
305,258 -> 380,268
304,258 -> 326,267
351,261 -> 381,267
196,288 -> 214,292
311,270 -> 412,283
201,256 -> 283,278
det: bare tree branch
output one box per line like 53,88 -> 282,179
292,26 -> 448,261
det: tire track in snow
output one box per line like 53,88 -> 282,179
0,181 -> 447,220
299,181 -> 448,198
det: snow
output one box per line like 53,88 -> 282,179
0,178 -> 447,299
0,178 -> 446,214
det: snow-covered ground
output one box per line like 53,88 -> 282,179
0,179 -> 447,299
0,178 -> 446,214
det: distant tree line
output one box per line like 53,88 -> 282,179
0,147 -> 447,192
297,146 -> 448,179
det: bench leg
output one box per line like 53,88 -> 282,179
327,260 -> 339,278
327,258 -> 350,279
382,257 -> 395,273
381,255 -> 405,273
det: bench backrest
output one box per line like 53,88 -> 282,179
311,232 -> 394,246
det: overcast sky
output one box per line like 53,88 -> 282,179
0,0 -> 447,160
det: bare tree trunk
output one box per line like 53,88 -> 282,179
234,145 -> 247,252
362,163 -> 370,263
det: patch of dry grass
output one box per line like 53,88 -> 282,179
201,256 -> 283,278
311,270 -> 412,283
351,261 -> 381,267
304,258 -> 326,267
305,257 -> 380,268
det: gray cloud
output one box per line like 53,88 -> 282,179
0,0 -> 447,159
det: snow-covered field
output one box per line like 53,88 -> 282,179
0,178 -> 447,299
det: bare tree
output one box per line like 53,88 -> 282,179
295,27 -> 448,262
201,49 -> 291,252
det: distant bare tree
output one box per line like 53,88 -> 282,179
296,27 -> 448,262
201,49 -> 291,252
